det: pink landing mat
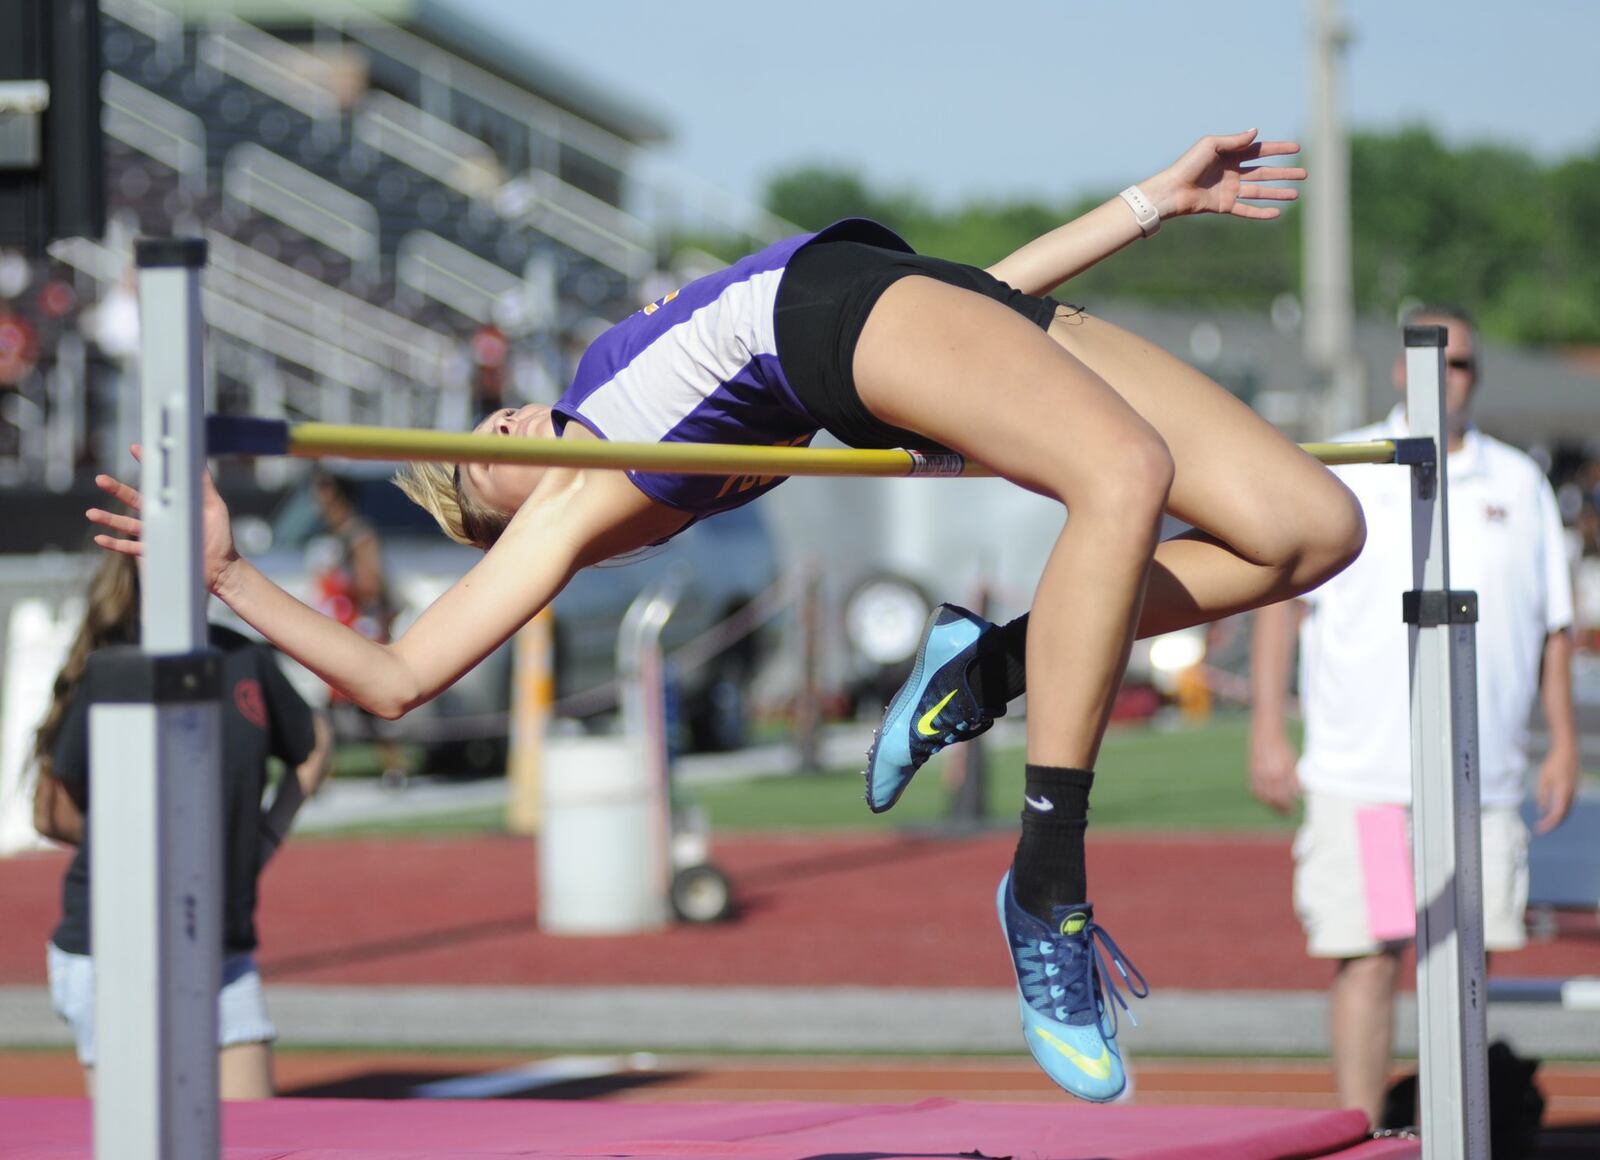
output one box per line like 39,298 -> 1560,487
1,1096 -> 1420,1159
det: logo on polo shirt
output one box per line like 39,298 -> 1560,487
1484,503 -> 1508,523
234,678 -> 267,729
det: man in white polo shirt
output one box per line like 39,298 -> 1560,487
1248,306 -> 1579,1125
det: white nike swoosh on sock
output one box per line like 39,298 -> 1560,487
1024,794 -> 1054,812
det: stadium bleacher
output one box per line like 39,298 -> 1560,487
4,0 -> 729,500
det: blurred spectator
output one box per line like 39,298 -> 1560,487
309,470 -> 408,785
85,269 -> 141,363
36,277 -> 76,323
1571,456 -> 1600,650
1249,306 -> 1578,1126
0,301 -> 38,466
470,320 -> 509,415
32,552 -> 332,1098
0,301 -> 37,386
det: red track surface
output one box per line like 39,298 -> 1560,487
3,830 -> 1595,988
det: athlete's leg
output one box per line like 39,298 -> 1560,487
861,304 -> 1366,814
854,277 -> 1172,771
966,311 -> 1365,705
1050,311 -> 1364,635
854,276 -> 1162,1103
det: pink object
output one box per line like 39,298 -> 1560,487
1357,805 -> 1417,942
0,1096 -> 1412,1160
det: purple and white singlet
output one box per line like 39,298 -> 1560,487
552,219 -> 910,517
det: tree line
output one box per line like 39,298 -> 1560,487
737,126 -> 1600,346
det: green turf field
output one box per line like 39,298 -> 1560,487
312,713 -> 1306,837
690,713 -> 1300,832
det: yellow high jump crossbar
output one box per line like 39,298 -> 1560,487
207,416 -> 1427,476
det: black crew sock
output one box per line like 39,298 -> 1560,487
1011,764 -> 1093,919
965,613 -> 1031,712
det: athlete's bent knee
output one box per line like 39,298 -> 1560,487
1107,431 -> 1175,516
1296,479 -> 1365,589
1066,429 -> 1174,528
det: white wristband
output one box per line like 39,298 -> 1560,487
1119,185 -> 1161,237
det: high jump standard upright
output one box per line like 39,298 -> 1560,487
90,237 -> 222,1160
1403,324 -> 1489,1159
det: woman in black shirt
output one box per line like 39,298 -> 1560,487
32,552 -> 332,1098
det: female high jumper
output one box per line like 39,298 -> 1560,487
89,129 -> 1364,1103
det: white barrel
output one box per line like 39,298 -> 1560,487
537,733 -> 670,934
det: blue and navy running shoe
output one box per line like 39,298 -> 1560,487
863,603 -> 1002,813
996,871 -> 1149,1103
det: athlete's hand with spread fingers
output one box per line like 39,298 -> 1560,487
983,127 -> 1306,296
1141,129 -> 1306,222
86,445 -> 242,592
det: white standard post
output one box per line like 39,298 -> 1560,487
90,238 -> 222,1160
1403,324 -> 1489,1159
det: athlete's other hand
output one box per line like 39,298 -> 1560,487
1143,129 -> 1306,222
1248,725 -> 1301,815
87,445 -> 241,592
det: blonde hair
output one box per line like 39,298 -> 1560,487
393,461 -> 511,549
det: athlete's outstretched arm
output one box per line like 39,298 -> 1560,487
87,462 -> 669,719
986,129 -> 1305,296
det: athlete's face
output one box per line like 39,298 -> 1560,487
460,403 -> 554,515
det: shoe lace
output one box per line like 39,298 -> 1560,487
940,708 -> 993,746
1036,920 -> 1150,1040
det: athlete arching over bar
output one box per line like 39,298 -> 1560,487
89,130 -> 1364,1103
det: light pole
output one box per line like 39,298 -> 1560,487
1304,0 -> 1365,435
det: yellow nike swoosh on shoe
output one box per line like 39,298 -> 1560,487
1032,1026 -> 1113,1080
915,690 -> 959,737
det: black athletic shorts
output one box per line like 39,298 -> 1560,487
773,239 -> 1074,451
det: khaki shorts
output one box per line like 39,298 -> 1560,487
1293,789 -> 1529,958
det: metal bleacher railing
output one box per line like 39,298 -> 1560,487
395,230 -> 537,329
197,16 -> 341,127
205,232 -> 454,387
221,142 -> 382,280
194,6 -> 654,284
102,72 -> 207,195
313,5 -> 791,260
87,5 -> 471,467
67,68 -> 463,459
100,0 -> 182,63
49,225 -> 458,439
352,91 -> 503,200
101,0 -> 790,267
495,169 -> 654,283
22,0 -> 798,494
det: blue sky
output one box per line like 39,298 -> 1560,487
458,0 -> 1600,211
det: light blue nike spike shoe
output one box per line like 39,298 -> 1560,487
996,870 -> 1148,1103
863,603 -> 1002,813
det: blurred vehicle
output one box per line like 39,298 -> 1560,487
233,470 -> 781,771
765,475 -> 1210,726
837,570 -> 1210,724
